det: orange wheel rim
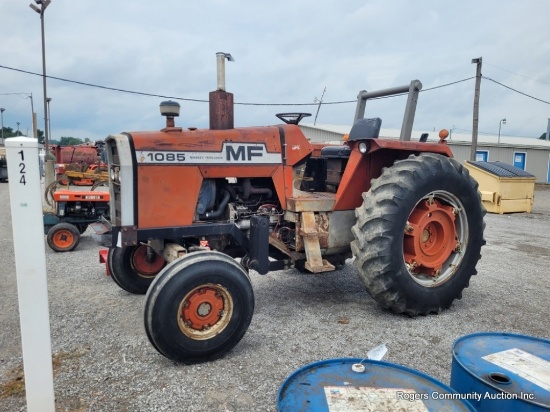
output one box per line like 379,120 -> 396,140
178,284 -> 233,340
404,198 -> 457,276
131,245 -> 165,277
53,230 -> 75,248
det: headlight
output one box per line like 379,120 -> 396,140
110,166 -> 120,183
358,142 -> 369,154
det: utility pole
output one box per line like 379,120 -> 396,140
0,108 -> 4,145
314,87 -> 326,125
470,57 -> 482,161
30,0 -> 54,188
30,92 -> 37,139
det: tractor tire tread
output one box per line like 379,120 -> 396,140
351,153 -> 486,316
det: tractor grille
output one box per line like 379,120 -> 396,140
107,139 -> 123,226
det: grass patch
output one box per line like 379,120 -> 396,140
0,346 -> 90,399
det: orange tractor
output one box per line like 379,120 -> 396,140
44,190 -> 110,252
103,73 -> 485,364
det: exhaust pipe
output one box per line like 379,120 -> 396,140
209,52 -> 235,130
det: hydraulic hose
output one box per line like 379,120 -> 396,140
201,190 -> 231,219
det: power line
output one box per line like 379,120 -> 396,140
484,62 -> 550,86
483,77 -> 550,105
0,64 -> 209,103
424,77 -> 475,92
319,78 -> 477,105
0,63 -> 477,106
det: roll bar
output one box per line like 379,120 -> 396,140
353,79 -> 422,141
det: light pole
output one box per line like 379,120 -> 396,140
0,108 -> 4,145
30,0 -> 54,186
46,97 -> 52,142
17,122 -> 21,135
0,93 -> 35,137
498,118 -> 506,144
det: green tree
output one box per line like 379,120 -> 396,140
1,127 -> 16,138
2,127 -> 44,140
59,136 -> 85,146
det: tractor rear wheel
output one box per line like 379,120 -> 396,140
351,153 -> 485,316
109,245 -> 166,294
144,251 -> 254,363
47,223 -> 80,252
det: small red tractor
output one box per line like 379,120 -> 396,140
103,74 -> 485,364
43,190 -> 110,252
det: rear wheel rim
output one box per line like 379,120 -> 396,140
178,284 -> 234,340
403,191 -> 468,287
131,245 -> 165,278
52,230 -> 75,248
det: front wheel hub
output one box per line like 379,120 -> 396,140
404,198 -> 458,276
53,230 -> 75,248
178,284 -> 233,340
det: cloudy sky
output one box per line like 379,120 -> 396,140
1,0 -> 549,142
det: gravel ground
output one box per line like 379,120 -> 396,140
1,182 -> 549,411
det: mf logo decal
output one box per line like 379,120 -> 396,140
137,143 -> 281,165
226,145 -> 264,161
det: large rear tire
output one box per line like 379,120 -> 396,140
109,245 -> 166,294
351,153 -> 485,316
144,251 -> 254,363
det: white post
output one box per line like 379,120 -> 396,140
6,137 -> 55,412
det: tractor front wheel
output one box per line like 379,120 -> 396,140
109,245 -> 166,294
144,251 -> 254,363
47,223 -> 80,252
351,153 -> 485,316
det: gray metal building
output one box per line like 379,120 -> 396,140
299,124 -> 550,183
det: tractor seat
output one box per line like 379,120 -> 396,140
320,145 -> 351,159
347,117 -> 382,141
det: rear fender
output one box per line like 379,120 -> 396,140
333,140 -> 452,211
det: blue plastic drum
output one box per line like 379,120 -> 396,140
277,358 -> 475,411
451,332 -> 550,411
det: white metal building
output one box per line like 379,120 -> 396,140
299,123 -> 550,183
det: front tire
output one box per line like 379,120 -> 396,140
47,223 -> 80,252
144,251 -> 254,363
351,153 -> 485,316
109,245 -> 166,294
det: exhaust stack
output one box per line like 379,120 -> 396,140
210,52 -> 235,130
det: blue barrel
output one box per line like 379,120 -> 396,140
277,358 -> 475,411
451,332 -> 550,411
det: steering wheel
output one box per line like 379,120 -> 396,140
275,113 -> 312,125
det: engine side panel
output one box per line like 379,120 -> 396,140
137,166 -> 203,227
